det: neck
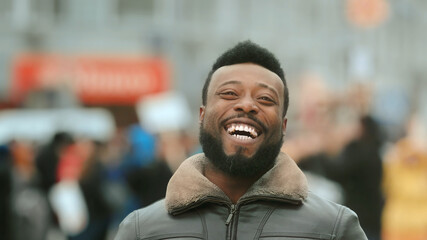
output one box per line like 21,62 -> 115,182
204,161 -> 261,203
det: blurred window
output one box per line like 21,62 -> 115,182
0,0 -> 12,19
53,0 -> 115,26
176,0 -> 215,25
9,0 -> 56,30
118,0 -> 155,17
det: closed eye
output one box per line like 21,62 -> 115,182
217,91 -> 238,99
258,96 -> 276,104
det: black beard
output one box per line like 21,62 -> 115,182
199,125 -> 283,178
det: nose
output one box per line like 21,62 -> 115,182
234,96 -> 259,114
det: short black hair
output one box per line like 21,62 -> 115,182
202,40 -> 289,116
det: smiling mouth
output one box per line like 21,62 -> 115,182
225,123 -> 261,140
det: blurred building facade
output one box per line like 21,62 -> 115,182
0,0 -> 426,115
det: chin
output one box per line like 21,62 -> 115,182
224,146 -> 252,157
200,124 -> 283,178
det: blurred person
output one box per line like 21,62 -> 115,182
51,138 -> 113,240
96,127 -> 138,233
346,82 -> 375,117
321,83 -> 384,240
124,129 -> 171,208
124,156 -> 172,208
321,116 -> 384,240
283,75 -> 358,204
125,127 -> 195,208
76,141 -> 113,240
9,140 -> 50,240
35,132 -> 75,238
0,144 -> 13,240
120,125 -> 162,208
121,124 -> 156,170
290,81 -> 384,240
115,41 -> 367,239
284,74 -> 358,163
56,139 -> 94,182
381,114 -> 427,240
156,130 -> 193,173
48,139 -> 91,239
35,132 -> 74,193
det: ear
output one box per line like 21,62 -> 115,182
199,106 -> 206,123
282,117 -> 288,135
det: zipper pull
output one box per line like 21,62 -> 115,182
225,204 -> 236,225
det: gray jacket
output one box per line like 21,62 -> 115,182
115,152 -> 368,240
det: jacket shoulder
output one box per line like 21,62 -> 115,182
115,199 -> 205,240
265,192 -> 367,240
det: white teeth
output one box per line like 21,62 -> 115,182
251,128 -> 258,138
233,134 -> 251,140
227,126 -> 234,134
227,123 -> 259,139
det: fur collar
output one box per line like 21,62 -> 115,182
165,152 -> 308,215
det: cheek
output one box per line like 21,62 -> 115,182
202,110 -> 220,131
263,110 -> 283,126
264,114 -> 284,138
204,104 -> 228,123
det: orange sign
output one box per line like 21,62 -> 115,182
11,54 -> 171,105
347,0 -> 389,29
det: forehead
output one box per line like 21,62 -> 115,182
209,63 -> 284,96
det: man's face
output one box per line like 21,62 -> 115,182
199,63 -> 287,177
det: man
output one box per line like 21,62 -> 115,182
115,41 -> 368,239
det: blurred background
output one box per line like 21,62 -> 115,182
0,0 -> 426,240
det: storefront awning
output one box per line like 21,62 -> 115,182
11,54 -> 171,105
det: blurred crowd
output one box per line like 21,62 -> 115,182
0,111 -> 199,240
1,76 -> 427,240
282,75 -> 427,240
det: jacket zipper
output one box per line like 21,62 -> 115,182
224,197 -> 301,239
225,204 -> 236,240
225,204 -> 236,225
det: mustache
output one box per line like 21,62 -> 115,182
220,113 -> 267,133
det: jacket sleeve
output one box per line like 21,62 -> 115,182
114,211 -> 138,240
335,207 -> 368,240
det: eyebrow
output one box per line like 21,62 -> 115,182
218,80 -> 242,88
258,82 -> 280,99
